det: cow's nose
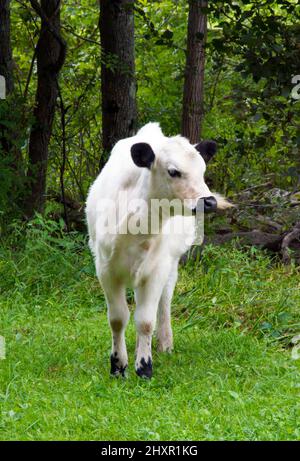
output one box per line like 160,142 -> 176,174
191,196 -> 218,214
203,196 -> 217,213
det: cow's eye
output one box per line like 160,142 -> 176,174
168,168 -> 181,178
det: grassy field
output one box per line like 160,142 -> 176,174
0,220 -> 299,440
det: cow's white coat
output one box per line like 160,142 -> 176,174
86,122 -> 230,377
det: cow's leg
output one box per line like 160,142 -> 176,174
134,268 -> 169,378
156,264 -> 178,352
100,275 -> 130,377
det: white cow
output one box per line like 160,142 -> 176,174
86,122 -> 231,378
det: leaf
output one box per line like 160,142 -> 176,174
161,30 -> 173,40
260,322 -> 272,331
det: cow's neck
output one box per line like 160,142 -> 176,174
127,169 -> 169,238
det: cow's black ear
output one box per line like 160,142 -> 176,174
131,142 -> 155,169
195,140 -> 217,163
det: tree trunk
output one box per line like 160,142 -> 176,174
100,0 -> 137,159
0,0 -> 13,95
26,0 -> 66,218
181,0 -> 207,143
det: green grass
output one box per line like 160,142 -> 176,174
0,219 -> 299,440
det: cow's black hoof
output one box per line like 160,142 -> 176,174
136,356 -> 152,379
110,354 -> 127,378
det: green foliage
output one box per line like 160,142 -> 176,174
0,225 -> 299,440
0,94 -> 31,227
3,0 -> 299,209
135,0 -> 188,134
201,0 -> 300,193
10,0 -> 102,202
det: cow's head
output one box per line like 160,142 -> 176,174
130,135 -> 232,214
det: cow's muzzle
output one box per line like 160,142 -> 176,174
203,196 -> 217,213
192,196 -> 218,215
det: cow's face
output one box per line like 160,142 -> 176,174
131,136 -> 231,214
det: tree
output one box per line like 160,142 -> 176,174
100,0 -> 137,158
181,0 -> 207,143
25,0 -> 66,218
0,0 -> 13,95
